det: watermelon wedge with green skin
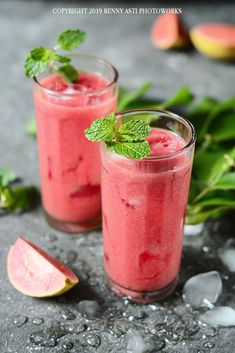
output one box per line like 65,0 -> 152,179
190,23 -> 235,60
7,236 -> 78,297
151,13 -> 189,50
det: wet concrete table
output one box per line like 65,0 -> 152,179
1,1 -> 235,352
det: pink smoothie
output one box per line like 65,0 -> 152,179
34,72 -> 118,227
101,128 -> 193,293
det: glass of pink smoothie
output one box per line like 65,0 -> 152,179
33,55 -> 118,233
101,109 -> 195,303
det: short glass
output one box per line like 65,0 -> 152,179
101,109 -> 196,303
33,55 -> 118,233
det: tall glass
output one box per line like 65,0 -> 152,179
33,55 -> 118,233
101,109 -> 195,303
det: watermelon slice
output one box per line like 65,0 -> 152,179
7,236 -> 78,297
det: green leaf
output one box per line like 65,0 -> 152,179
57,29 -> 87,51
118,120 -> 151,141
57,64 -> 78,83
186,206 -> 231,225
214,173 -> 235,190
159,86 -> 194,110
118,82 -> 153,111
85,113 -> 117,141
26,118 -> 37,138
198,97 -> 235,141
25,47 -> 56,77
207,146 -> 235,184
30,47 -> 55,62
187,97 -> 218,136
25,55 -> 49,78
209,112 -> 235,142
108,141 -> 151,160
193,149 -> 226,182
10,186 -> 38,211
54,54 -> 71,64
0,167 -> 16,187
0,185 -> 38,212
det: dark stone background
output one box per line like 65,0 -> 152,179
1,1 -> 235,352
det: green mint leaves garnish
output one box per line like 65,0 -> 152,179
57,29 -> 86,51
0,167 -> 38,213
85,113 -> 151,160
25,29 -> 87,83
107,141 -> 151,160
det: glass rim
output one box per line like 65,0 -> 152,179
113,108 -> 196,161
33,53 -> 119,97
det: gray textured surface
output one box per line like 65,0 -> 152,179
1,1 -> 235,352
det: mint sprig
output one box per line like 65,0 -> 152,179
25,29 -> 87,83
85,113 -> 151,160
0,167 -> 38,213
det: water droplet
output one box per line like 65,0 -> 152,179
62,341 -> 73,350
32,317 -> 44,325
149,305 -> 157,311
66,323 -> 85,334
86,333 -> 101,348
204,341 -> 215,348
61,308 -> 76,320
46,338 -> 57,347
13,315 -> 28,327
30,324 -> 67,347
45,234 -> 58,242
65,250 -> 77,264
77,300 -> 100,318
186,324 -> 200,337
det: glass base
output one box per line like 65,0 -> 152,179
44,210 -> 102,234
106,274 -> 179,303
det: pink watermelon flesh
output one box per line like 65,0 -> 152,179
7,236 -> 78,297
194,24 -> 235,46
151,13 -> 188,48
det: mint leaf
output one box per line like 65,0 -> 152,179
0,167 -> 16,187
25,47 -> 56,77
57,64 -> 78,83
0,185 -> 38,212
57,29 -> 87,51
30,47 -> 55,62
118,120 -> 151,141
54,54 -> 71,64
85,113 -> 151,160
25,55 -> 49,78
26,118 -> 37,138
25,29 -> 86,81
118,82 -> 153,111
159,86 -> 193,109
108,141 -> 150,160
85,113 -> 117,142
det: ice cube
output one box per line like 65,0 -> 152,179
219,239 -> 235,272
184,223 -> 204,237
200,306 -> 235,327
183,271 -> 222,308
126,329 -> 147,353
